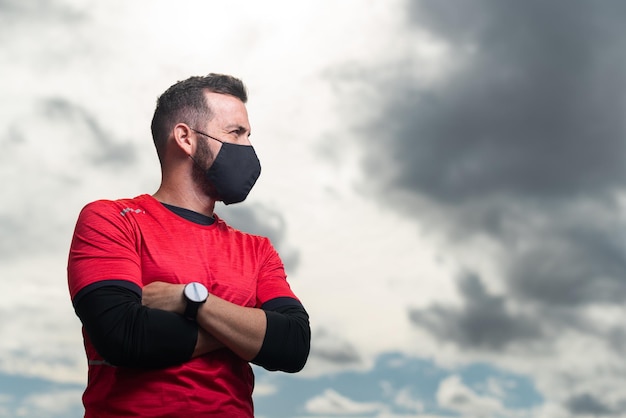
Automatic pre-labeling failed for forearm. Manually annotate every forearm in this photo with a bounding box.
[196,295,266,361]
[193,328,226,357]
[195,297,310,371]
[143,282,266,360]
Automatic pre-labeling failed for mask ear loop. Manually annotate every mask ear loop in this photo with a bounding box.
[190,128,225,144]
[189,128,223,168]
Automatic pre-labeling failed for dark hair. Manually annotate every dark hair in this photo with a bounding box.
[150,73,248,162]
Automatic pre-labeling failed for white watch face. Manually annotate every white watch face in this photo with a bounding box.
[185,282,208,303]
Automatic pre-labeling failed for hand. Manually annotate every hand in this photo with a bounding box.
[142,281,186,315]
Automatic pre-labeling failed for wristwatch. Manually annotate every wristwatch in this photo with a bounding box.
[183,282,209,320]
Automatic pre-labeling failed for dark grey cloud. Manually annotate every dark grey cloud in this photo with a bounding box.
[507,216,626,307]
[333,0,626,336]
[308,328,361,365]
[607,326,626,353]
[218,204,300,273]
[330,0,626,409]
[566,393,614,416]
[36,98,137,168]
[409,273,543,350]
[374,0,626,205]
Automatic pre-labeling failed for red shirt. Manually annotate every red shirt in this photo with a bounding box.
[68,194,298,417]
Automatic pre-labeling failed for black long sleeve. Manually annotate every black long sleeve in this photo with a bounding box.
[73,281,198,369]
[253,297,311,373]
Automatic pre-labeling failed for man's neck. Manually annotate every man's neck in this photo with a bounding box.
[153,186,216,218]
[160,202,215,226]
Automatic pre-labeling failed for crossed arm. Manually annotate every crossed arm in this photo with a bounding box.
[73,280,310,372]
[141,281,267,360]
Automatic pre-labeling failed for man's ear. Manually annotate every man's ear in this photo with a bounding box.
[172,123,194,156]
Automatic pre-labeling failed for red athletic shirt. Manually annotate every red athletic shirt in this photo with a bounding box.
[67,194,298,417]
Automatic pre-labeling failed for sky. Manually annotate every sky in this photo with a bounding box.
[1,0,626,417]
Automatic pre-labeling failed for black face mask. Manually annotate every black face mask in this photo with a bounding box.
[192,128,261,205]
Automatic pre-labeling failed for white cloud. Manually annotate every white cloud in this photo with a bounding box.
[484,377,517,399]
[0,255,86,384]
[436,375,504,417]
[253,382,279,398]
[14,389,83,418]
[305,389,387,415]
[0,394,12,417]
[392,387,425,413]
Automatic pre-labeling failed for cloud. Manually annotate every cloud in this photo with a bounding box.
[0,95,142,389]
[0,0,85,22]
[254,352,543,418]
[17,389,84,418]
[308,328,362,365]
[27,98,137,168]
[409,273,543,350]
[327,0,626,413]
[326,0,626,316]
[339,0,626,234]
[436,375,504,417]
[0,97,138,260]
[305,388,387,415]
[506,210,626,307]
[367,0,626,205]
[395,393,424,414]
[0,372,84,418]
[565,392,614,416]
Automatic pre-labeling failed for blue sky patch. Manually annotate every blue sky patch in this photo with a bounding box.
[253,351,543,417]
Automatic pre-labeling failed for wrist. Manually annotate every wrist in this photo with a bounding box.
[183,282,209,321]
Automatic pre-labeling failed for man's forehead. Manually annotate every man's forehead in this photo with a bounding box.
[203,92,250,131]
[206,92,244,111]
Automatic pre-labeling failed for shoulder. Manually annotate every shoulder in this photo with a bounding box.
[80,195,151,218]
[75,195,155,232]
[214,214,270,241]
[213,214,276,254]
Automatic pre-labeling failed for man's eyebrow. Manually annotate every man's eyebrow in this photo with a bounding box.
[226,124,251,135]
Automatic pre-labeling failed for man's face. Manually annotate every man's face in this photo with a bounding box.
[191,91,252,199]
[202,91,252,145]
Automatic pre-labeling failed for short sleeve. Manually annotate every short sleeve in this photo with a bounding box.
[255,238,299,307]
[67,200,142,300]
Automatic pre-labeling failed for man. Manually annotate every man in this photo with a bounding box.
[67,74,311,417]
